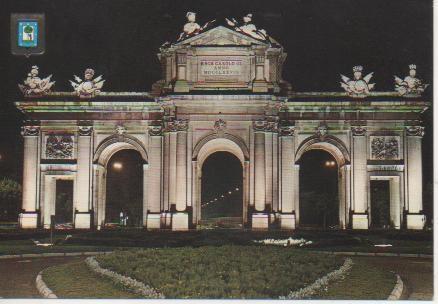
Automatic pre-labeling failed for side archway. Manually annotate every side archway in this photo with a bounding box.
[295,135,350,165]
[295,135,351,229]
[92,134,148,228]
[192,133,250,227]
[94,134,148,166]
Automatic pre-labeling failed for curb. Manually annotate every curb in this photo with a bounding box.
[314,251,433,259]
[0,251,113,259]
[35,270,57,298]
[388,274,404,300]
[281,257,354,299]
[85,256,164,298]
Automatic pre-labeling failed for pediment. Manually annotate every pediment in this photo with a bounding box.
[174,26,270,47]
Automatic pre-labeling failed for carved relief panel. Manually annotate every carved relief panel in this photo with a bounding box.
[44,134,75,159]
[369,136,401,160]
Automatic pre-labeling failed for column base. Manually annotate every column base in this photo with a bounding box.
[146,213,161,229]
[352,214,369,229]
[172,212,189,231]
[406,214,426,230]
[252,80,269,93]
[160,212,172,229]
[74,213,91,229]
[19,212,38,229]
[173,80,190,93]
[279,213,296,230]
[252,213,269,230]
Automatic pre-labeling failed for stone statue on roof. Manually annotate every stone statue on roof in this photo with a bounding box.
[226,13,268,41]
[177,12,215,42]
[70,68,105,98]
[18,66,55,96]
[340,65,375,98]
[394,64,429,97]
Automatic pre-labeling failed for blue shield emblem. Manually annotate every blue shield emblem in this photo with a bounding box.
[18,21,38,47]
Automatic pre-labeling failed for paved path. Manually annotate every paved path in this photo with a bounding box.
[0,256,82,298]
[356,256,433,300]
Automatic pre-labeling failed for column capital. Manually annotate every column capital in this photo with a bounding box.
[253,120,278,133]
[78,125,93,136]
[351,126,367,136]
[406,126,425,137]
[279,126,295,136]
[21,125,40,136]
[148,125,164,136]
[165,119,188,132]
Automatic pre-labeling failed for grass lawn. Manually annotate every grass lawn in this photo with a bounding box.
[43,261,139,298]
[96,246,343,298]
[315,258,396,300]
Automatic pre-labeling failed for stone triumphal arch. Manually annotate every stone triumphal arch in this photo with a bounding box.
[16,15,429,230]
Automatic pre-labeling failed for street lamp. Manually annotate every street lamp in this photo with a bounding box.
[325,160,336,167]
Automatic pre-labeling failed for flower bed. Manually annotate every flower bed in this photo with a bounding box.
[253,237,312,247]
[96,245,343,298]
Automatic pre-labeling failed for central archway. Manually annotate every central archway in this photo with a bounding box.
[192,135,249,228]
[200,152,243,228]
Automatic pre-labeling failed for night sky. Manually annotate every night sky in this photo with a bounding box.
[0,0,433,216]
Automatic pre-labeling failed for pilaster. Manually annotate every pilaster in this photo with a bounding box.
[405,126,426,229]
[19,125,40,228]
[351,126,369,229]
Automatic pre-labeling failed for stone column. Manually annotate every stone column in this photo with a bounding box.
[252,121,268,229]
[168,131,177,209]
[272,132,279,212]
[173,120,189,230]
[351,126,369,229]
[162,132,170,211]
[405,126,426,229]
[19,125,40,228]
[264,131,273,210]
[191,161,198,225]
[74,126,93,229]
[389,176,401,229]
[93,164,106,230]
[243,161,250,225]
[42,175,56,229]
[278,125,296,229]
[146,125,163,229]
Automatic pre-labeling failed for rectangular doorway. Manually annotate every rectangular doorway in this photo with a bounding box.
[370,180,390,228]
[55,180,73,224]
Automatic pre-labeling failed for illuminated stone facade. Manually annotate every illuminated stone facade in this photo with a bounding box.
[16,24,429,230]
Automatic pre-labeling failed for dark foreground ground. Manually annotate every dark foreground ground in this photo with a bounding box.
[0,228,433,255]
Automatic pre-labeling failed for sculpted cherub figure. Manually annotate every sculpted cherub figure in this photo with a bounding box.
[70,68,105,98]
[226,13,268,40]
[394,64,429,96]
[340,66,375,98]
[177,12,215,41]
[18,66,55,96]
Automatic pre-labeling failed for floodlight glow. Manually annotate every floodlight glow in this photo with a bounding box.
[113,162,123,170]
